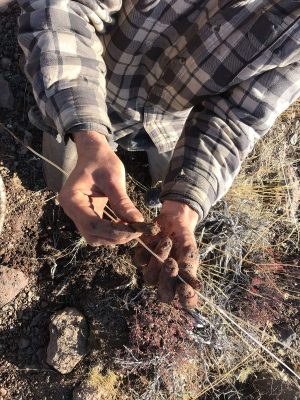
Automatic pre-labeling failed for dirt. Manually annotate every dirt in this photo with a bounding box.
[0,3,299,400]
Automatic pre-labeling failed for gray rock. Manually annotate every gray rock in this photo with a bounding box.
[47,307,88,374]
[0,77,13,109]
[0,267,29,308]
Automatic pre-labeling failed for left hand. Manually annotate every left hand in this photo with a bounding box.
[134,200,200,308]
[58,131,144,246]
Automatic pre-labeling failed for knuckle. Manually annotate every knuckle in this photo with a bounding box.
[105,174,122,190]
[181,243,199,262]
[118,195,134,209]
[164,258,178,274]
[158,237,172,250]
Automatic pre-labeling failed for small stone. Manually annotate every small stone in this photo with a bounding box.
[31,335,40,346]
[41,301,48,309]
[0,57,11,70]
[0,267,29,308]
[46,307,88,374]
[274,322,296,347]
[25,346,34,356]
[290,132,298,146]
[30,313,42,327]
[0,387,7,397]
[11,74,23,85]
[23,327,29,336]
[18,337,30,350]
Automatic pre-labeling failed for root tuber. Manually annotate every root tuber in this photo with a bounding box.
[128,221,160,235]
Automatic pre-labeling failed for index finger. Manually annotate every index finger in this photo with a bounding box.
[61,192,142,244]
[177,240,201,290]
[175,237,200,309]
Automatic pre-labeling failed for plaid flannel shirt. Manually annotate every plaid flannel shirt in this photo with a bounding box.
[17,0,300,220]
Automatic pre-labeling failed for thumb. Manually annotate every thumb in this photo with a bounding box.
[108,185,144,223]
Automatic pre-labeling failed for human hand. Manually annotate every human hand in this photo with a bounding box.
[134,200,200,308]
[58,131,144,246]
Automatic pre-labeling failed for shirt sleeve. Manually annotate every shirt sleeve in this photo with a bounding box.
[160,62,300,220]
[17,0,122,138]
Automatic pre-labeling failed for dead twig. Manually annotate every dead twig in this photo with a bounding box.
[0,174,6,235]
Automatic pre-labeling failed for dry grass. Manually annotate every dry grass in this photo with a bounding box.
[115,102,300,399]
[88,367,119,399]
[1,99,299,399]
[186,102,300,397]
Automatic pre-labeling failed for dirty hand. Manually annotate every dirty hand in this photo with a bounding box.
[134,200,200,308]
[58,131,144,246]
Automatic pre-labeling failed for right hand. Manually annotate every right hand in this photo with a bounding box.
[134,201,200,308]
[58,131,144,246]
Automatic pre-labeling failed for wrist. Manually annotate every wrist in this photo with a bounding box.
[73,131,111,159]
[161,200,199,231]
[74,130,108,148]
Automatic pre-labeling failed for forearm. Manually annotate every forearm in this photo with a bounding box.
[161,109,247,220]
[17,0,120,138]
[161,63,300,220]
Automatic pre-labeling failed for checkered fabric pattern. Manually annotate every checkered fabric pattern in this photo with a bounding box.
[17,0,300,219]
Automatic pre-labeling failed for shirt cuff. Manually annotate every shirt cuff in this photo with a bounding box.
[45,87,112,139]
[160,173,217,223]
[66,123,109,140]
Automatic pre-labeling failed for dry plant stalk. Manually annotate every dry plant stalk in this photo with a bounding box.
[0,174,6,234]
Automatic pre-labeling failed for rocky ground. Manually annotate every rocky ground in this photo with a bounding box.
[0,3,300,400]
